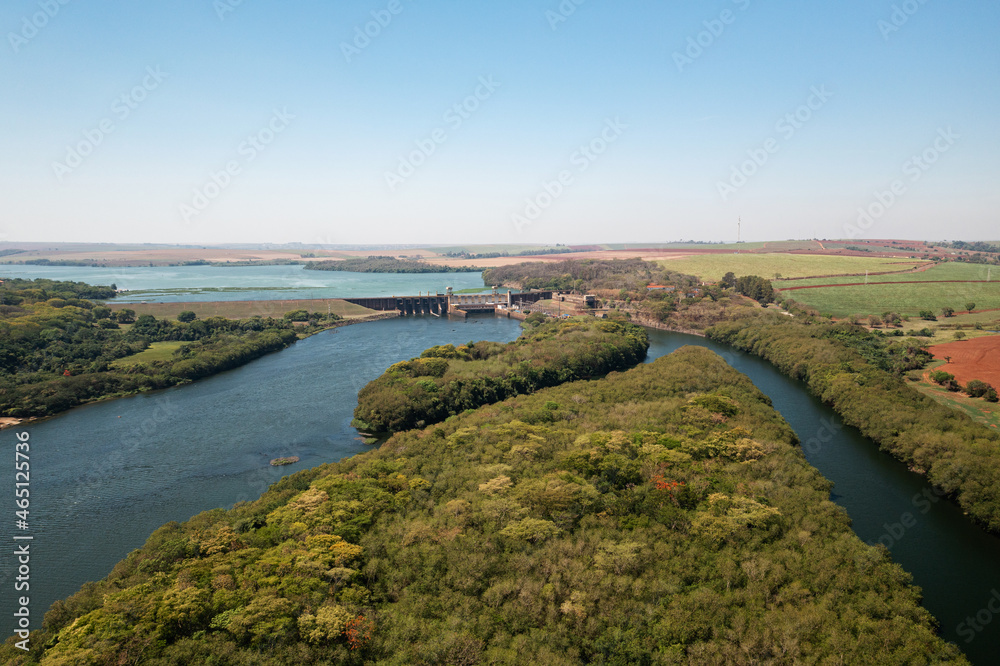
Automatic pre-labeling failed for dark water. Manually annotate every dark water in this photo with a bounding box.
[2,322,998,663]
[645,331,1000,665]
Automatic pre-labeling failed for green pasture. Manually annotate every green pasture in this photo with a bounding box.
[906,373,1000,429]
[782,281,1000,317]
[110,341,186,368]
[785,262,995,287]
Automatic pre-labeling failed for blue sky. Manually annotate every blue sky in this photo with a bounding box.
[1,0,997,245]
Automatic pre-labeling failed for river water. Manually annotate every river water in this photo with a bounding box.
[1,316,998,663]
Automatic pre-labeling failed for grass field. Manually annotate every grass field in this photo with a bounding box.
[785,262,995,286]
[110,341,186,368]
[109,299,375,320]
[659,254,926,281]
[783,281,1000,317]
[907,361,1000,429]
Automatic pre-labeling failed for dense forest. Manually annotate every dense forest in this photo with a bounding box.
[353,317,649,433]
[0,279,339,418]
[707,312,1000,532]
[305,257,481,273]
[482,258,696,293]
[1,347,966,664]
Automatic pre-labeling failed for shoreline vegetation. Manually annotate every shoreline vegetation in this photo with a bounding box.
[304,256,482,273]
[707,312,1000,533]
[0,278,399,421]
[353,316,649,434]
[1,347,967,663]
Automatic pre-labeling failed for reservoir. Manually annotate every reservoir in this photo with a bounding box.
[2,318,998,663]
[0,264,491,302]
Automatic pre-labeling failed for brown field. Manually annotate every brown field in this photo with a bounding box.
[928,335,1000,389]
[424,249,723,269]
[109,299,375,320]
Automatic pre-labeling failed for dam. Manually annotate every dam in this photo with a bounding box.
[343,287,553,317]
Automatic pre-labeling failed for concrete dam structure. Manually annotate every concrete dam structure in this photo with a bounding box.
[343,288,553,317]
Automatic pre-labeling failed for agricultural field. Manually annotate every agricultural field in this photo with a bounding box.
[109,299,375,320]
[658,253,925,281]
[927,336,1000,389]
[782,281,1000,317]
[784,261,994,286]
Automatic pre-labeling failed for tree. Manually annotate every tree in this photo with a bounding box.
[941,307,955,317]
[283,310,310,322]
[177,311,197,323]
[882,312,901,327]
[966,380,991,398]
[930,370,954,385]
[966,302,976,313]
[115,308,136,323]
[721,272,737,289]
[523,312,546,327]
[733,276,774,305]
[919,310,937,321]
[92,306,112,320]
[868,315,882,328]
[954,331,966,341]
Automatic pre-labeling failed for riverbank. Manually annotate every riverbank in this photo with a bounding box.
[708,313,1000,535]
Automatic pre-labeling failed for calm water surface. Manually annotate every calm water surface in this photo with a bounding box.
[0,264,489,302]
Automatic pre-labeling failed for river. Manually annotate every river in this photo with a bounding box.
[2,319,998,663]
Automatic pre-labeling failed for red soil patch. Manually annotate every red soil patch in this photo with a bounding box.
[928,335,1000,389]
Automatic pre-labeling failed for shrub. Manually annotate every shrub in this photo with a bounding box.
[283,310,310,322]
[966,380,991,398]
[929,370,954,385]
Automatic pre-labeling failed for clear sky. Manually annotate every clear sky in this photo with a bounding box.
[1,0,997,245]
